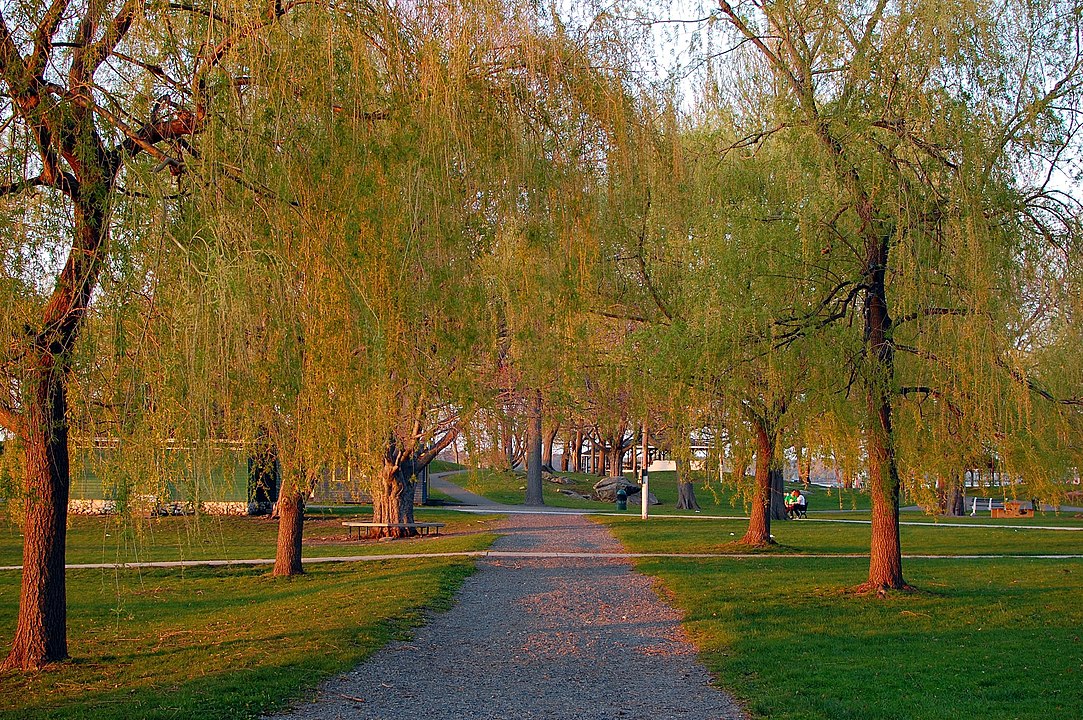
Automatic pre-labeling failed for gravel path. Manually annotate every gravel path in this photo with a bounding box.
[267,512,745,720]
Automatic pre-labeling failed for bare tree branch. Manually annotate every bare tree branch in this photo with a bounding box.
[28,0,71,77]
[898,385,963,417]
[997,357,1083,407]
[894,307,970,326]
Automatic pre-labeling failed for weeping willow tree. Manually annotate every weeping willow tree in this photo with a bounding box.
[619,121,838,544]
[0,0,301,669]
[706,0,1083,591]
[172,1,661,552]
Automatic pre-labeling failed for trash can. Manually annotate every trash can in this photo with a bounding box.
[616,488,628,511]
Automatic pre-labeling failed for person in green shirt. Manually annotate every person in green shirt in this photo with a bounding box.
[784,490,797,519]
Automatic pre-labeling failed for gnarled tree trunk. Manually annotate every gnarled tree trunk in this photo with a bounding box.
[674,456,700,511]
[371,460,419,538]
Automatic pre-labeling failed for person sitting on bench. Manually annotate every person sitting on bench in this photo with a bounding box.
[793,489,807,519]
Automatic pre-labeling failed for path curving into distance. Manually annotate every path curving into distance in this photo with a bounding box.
[265,511,746,720]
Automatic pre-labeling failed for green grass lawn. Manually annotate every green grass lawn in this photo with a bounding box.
[460,468,611,508]
[601,514,1083,556]
[0,508,501,567]
[0,558,479,719]
[0,504,503,718]
[427,459,466,473]
[632,554,1083,720]
[599,509,1082,720]
[456,467,874,514]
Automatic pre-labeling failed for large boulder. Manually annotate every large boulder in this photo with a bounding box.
[592,476,662,505]
[592,476,639,502]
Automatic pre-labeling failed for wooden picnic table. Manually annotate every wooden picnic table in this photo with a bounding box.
[342,521,445,539]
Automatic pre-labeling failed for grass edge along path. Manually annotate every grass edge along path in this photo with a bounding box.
[0,555,487,720]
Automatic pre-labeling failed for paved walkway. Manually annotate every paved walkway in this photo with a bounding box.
[266,512,746,720]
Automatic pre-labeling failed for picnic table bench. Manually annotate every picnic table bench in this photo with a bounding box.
[970,497,1035,518]
[342,521,445,539]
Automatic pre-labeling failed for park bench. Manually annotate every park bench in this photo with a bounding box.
[970,497,1004,516]
[341,521,445,539]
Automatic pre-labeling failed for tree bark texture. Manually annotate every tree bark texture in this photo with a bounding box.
[524,390,544,506]
[273,487,306,576]
[863,253,908,590]
[741,425,775,545]
[3,370,70,669]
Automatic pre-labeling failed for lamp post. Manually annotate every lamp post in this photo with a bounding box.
[640,421,649,520]
[640,467,649,520]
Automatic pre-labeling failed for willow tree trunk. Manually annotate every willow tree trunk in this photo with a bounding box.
[561,440,571,472]
[606,443,625,478]
[572,429,582,472]
[863,249,907,591]
[674,457,701,511]
[371,462,419,538]
[6,184,113,669]
[273,487,306,576]
[524,390,544,506]
[798,443,811,487]
[541,424,559,472]
[4,370,71,670]
[948,480,965,517]
[502,423,515,470]
[741,426,775,546]
[768,468,786,521]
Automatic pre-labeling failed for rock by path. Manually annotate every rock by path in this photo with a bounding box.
[267,512,745,720]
